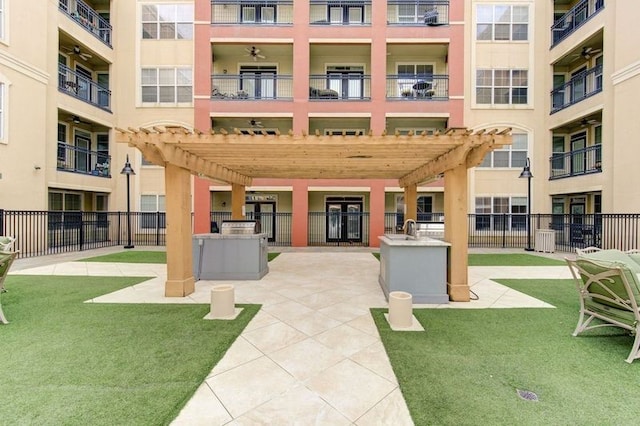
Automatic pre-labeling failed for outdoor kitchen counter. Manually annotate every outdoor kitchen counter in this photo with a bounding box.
[192,233,269,280]
[378,234,450,304]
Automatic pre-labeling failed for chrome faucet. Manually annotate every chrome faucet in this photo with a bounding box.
[403,219,416,235]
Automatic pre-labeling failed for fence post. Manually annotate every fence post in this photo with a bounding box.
[117,212,122,245]
[79,213,84,251]
[156,211,160,246]
[0,209,4,235]
[502,213,507,248]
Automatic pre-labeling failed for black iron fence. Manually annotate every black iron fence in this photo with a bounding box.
[551,0,604,46]
[211,0,294,25]
[59,0,112,46]
[3,209,640,258]
[386,0,449,26]
[211,74,293,100]
[58,64,111,111]
[387,74,449,100]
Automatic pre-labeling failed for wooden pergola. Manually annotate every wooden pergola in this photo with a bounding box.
[116,126,511,301]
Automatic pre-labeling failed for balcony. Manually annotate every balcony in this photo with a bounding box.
[57,142,111,178]
[551,65,602,113]
[549,145,601,180]
[211,75,292,100]
[387,74,449,100]
[387,1,449,26]
[210,0,293,25]
[58,64,111,111]
[309,75,371,101]
[59,0,112,47]
[551,0,604,47]
[310,0,371,25]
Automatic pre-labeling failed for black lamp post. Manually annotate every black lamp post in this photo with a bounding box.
[120,154,135,249]
[519,157,534,251]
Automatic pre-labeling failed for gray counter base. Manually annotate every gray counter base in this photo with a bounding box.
[193,233,269,281]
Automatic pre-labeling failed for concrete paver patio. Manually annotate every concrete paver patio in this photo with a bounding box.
[9,248,573,425]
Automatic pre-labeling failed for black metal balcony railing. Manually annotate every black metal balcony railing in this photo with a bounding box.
[386,74,449,100]
[551,0,604,46]
[57,142,111,178]
[387,0,449,26]
[549,145,602,180]
[211,75,293,100]
[58,64,111,111]
[211,0,293,25]
[550,65,602,113]
[310,1,372,25]
[59,0,112,47]
[309,75,371,100]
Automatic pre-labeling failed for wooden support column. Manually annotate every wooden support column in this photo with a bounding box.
[444,164,469,302]
[164,164,195,297]
[404,184,417,222]
[231,183,246,219]
[369,181,385,247]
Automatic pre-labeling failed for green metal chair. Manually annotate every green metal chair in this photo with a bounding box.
[0,251,18,324]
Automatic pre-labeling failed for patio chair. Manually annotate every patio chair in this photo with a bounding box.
[0,251,18,324]
[566,257,640,363]
[0,236,15,252]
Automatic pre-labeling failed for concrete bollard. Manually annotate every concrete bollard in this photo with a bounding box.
[389,291,413,328]
[210,284,235,319]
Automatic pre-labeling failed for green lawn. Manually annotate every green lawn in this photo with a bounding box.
[373,278,640,425]
[81,250,281,263]
[0,275,258,425]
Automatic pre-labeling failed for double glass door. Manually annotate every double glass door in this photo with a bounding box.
[326,198,362,243]
[246,201,275,242]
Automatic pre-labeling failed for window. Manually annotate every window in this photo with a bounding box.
[397,4,418,23]
[48,191,82,230]
[241,5,276,23]
[479,133,528,168]
[328,3,364,24]
[140,194,166,229]
[477,4,528,41]
[476,69,528,105]
[142,4,193,39]
[141,68,192,104]
[474,196,527,231]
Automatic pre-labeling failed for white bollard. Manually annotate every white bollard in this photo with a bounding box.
[210,285,235,319]
[389,291,413,328]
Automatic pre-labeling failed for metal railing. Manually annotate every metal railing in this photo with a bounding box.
[551,0,604,46]
[550,65,602,113]
[387,74,449,100]
[58,0,112,47]
[58,64,111,111]
[308,211,370,246]
[211,75,293,100]
[4,209,640,258]
[386,0,449,26]
[549,145,602,179]
[309,0,372,25]
[309,75,371,100]
[211,0,293,25]
[57,142,111,178]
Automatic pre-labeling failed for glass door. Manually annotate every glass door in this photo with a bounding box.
[74,132,91,173]
[246,201,276,242]
[326,198,363,243]
[571,66,587,103]
[571,132,586,174]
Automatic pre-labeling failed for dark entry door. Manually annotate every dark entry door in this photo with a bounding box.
[326,198,362,243]
[246,201,275,242]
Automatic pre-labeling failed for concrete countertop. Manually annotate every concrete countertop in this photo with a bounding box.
[379,234,451,247]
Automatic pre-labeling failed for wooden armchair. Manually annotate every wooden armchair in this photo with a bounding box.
[0,251,18,324]
[566,257,640,363]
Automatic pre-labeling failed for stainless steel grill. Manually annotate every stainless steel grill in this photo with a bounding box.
[220,220,261,235]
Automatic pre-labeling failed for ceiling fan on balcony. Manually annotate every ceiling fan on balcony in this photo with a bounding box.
[247,119,264,128]
[580,46,602,59]
[67,115,91,125]
[244,46,265,61]
[63,45,93,61]
[580,118,599,127]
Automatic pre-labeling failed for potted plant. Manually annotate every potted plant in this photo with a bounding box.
[401,89,413,98]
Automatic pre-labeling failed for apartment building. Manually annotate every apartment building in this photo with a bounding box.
[2,0,639,251]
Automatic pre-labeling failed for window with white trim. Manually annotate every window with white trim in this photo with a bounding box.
[141,68,192,104]
[142,4,193,39]
[140,194,166,229]
[476,69,528,105]
[474,196,527,231]
[477,4,528,41]
[479,133,528,168]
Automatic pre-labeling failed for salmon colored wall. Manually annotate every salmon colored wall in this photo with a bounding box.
[292,180,309,246]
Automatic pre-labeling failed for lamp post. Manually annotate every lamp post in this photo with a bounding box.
[120,154,135,249]
[519,157,534,251]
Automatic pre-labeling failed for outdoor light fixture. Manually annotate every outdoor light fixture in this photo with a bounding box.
[120,154,136,249]
[519,157,534,251]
